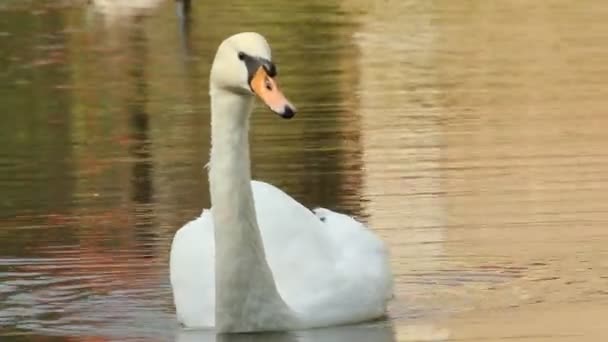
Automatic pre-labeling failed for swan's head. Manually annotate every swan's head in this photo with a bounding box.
[210,32,296,119]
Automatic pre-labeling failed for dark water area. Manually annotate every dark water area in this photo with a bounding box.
[1,1,608,341]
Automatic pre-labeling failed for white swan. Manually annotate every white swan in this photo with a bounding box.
[169,32,393,333]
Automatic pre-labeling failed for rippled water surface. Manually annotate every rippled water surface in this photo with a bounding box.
[1,1,608,341]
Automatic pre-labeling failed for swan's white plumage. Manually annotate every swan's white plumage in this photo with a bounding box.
[170,181,392,329]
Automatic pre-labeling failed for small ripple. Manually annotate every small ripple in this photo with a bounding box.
[0,252,171,339]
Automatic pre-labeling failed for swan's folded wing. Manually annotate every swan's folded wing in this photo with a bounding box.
[311,207,394,310]
[251,181,393,326]
[170,210,216,328]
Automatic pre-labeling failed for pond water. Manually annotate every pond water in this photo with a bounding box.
[1,1,607,341]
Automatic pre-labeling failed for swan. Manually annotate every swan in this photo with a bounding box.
[169,32,393,333]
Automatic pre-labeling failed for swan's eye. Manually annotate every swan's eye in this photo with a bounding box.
[238,52,245,60]
[264,77,273,91]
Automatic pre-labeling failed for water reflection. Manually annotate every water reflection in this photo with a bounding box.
[176,321,450,342]
[178,322,396,342]
[126,18,158,254]
[175,0,192,56]
[341,0,448,319]
[88,0,165,25]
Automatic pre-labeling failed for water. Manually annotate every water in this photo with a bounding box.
[1,1,607,341]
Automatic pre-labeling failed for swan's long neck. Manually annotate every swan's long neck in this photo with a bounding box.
[209,89,294,332]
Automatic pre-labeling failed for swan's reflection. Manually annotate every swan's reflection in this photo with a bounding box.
[176,321,395,342]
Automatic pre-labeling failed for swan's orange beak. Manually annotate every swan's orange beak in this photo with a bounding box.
[250,66,296,119]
